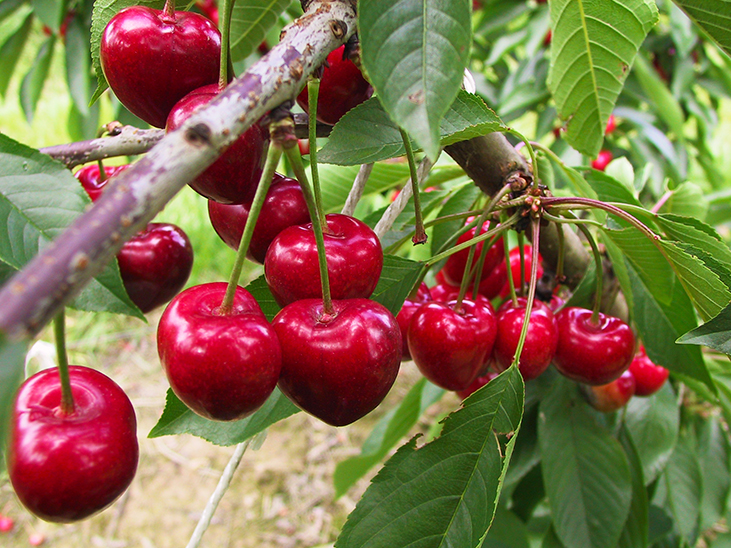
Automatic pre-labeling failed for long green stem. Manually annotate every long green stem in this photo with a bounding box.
[502,223,518,307]
[307,78,324,220]
[219,142,281,314]
[217,0,235,88]
[54,309,74,415]
[284,146,333,314]
[510,218,542,368]
[517,232,526,297]
[575,222,604,323]
[400,128,427,244]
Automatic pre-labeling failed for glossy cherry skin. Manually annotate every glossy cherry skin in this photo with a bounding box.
[441,220,504,287]
[272,298,401,426]
[7,366,138,523]
[605,114,617,135]
[408,297,497,391]
[296,45,372,125]
[207,173,310,263]
[167,84,268,204]
[396,282,432,360]
[74,164,130,202]
[264,213,383,307]
[592,150,613,171]
[492,298,558,380]
[117,223,194,313]
[498,245,544,298]
[583,370,636,413]
[553,307,635,385]
[456,371,498,400]
[629,353,669,396]
[100,6,221,128]
[157,282,282,421]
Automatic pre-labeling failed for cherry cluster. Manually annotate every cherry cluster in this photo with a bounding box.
[397,227,669,412]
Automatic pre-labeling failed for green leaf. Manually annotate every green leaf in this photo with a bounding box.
[656,214,731,267]
[624,384,679,484]
[244,275,281,321]
[677,303,731,355]
[90,0,165,104]
[319,162,410,213]
[430,183,481,256]
[483,508,531,548]
[661,429,702,543]
[319,92,507,166]
[602,227,675,305]
[148,387,300,445]
[657,183,709,221]
[624,260,712,389]
[19,36,56,123]
[335,366,524,548]
[0,134,143,319]
[673,0,731,58]
[358,0,472,160]
[31,0,65,32]
[697,417,730,531]
[229,0,290,62]
[632,54,686,140]
[584,171,643,208]
[333,378,445,497]
[0,0,25,21]
[0,9,32,98]
[548,0,658,157]
[64,14,92,116]
[659,240,731,321]
[0,334,28,473]
[618,427,649,548]
[370,255,425,316]
[538,378,632,548]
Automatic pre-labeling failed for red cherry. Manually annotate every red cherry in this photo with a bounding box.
[605,114,617,135]
[629,354,669,396]
[492,298,558,380]
[583,370,636,413]
[0,515,14,532]
[7,366,138,523]
[264,213,383,307]
[298,139,310,156]
[195,0,219,25]
[592,150,613,171]
[166,84,268,204]
[408,297,497,391]
[441,220,505,287]
[498,245,544,298]
[456,371,498,400]
[553,307,635,385]
[395,282,432,360]
[207,173,310,264]
[117,223,194,313]
[74,164,130,202]
[157,282,282,421]
[296,45,372,125]
[543,30,552,46]
[272,298,401,426]
[100,6,222,128]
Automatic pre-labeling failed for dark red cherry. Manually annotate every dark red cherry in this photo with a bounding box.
[395,282,432,360]
[498,245,544,298]
[100,6,222,128]
[207,173,310,263]
[456,371,498,400]
[74,164,130,202]
[553,307,635,385]
[166,84,268,204]
[582,370,636,412]
[441,220,504,287]
[296,45,372,125]
[272,298,401,426]
[629,353,669,396]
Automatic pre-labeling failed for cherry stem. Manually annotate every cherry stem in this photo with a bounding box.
[162,0,175,19]
[575,221,604,324]
[425,211,521,267]
[97,160,107,182]
[283,145,333,314]
[219,142,281,314]
[53,309,74,415]
[509,217,541,368]
[455,205,494,309]
[502,222,518,307]
[400,128,427,245]
[555,216,565,283]
[218,0,234,88]
[307,78,324,221]
[517,232,526,297]
[508,129,538,190]
[651,189,673,214]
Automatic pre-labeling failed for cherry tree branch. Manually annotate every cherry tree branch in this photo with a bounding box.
[0,0,357,339]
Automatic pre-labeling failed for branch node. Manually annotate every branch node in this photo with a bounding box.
[329,19,347,39]
[185,123,213,146]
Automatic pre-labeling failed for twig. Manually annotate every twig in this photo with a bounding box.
[341,163,374,216]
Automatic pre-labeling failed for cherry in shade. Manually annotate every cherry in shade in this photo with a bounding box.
[7,366,138,523]
[100,5,222,128]
[272,298,401,426]
[629,351,669,396]
[166,84,268,204]
[296,45,372,125]
[492,298,558,381]
[592,150,613,171]
[440,220,504,287]
[207,173,310,264]
[553,307,635,385]
[498,245,544,298]
[75,164,130,202]
[582,370,636,413]
[117,223,194,313]
[264,213,383,307]
[456,371,498,400]
[408,297,497,391]
[395,282,432,360]
[157,283,282,421]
